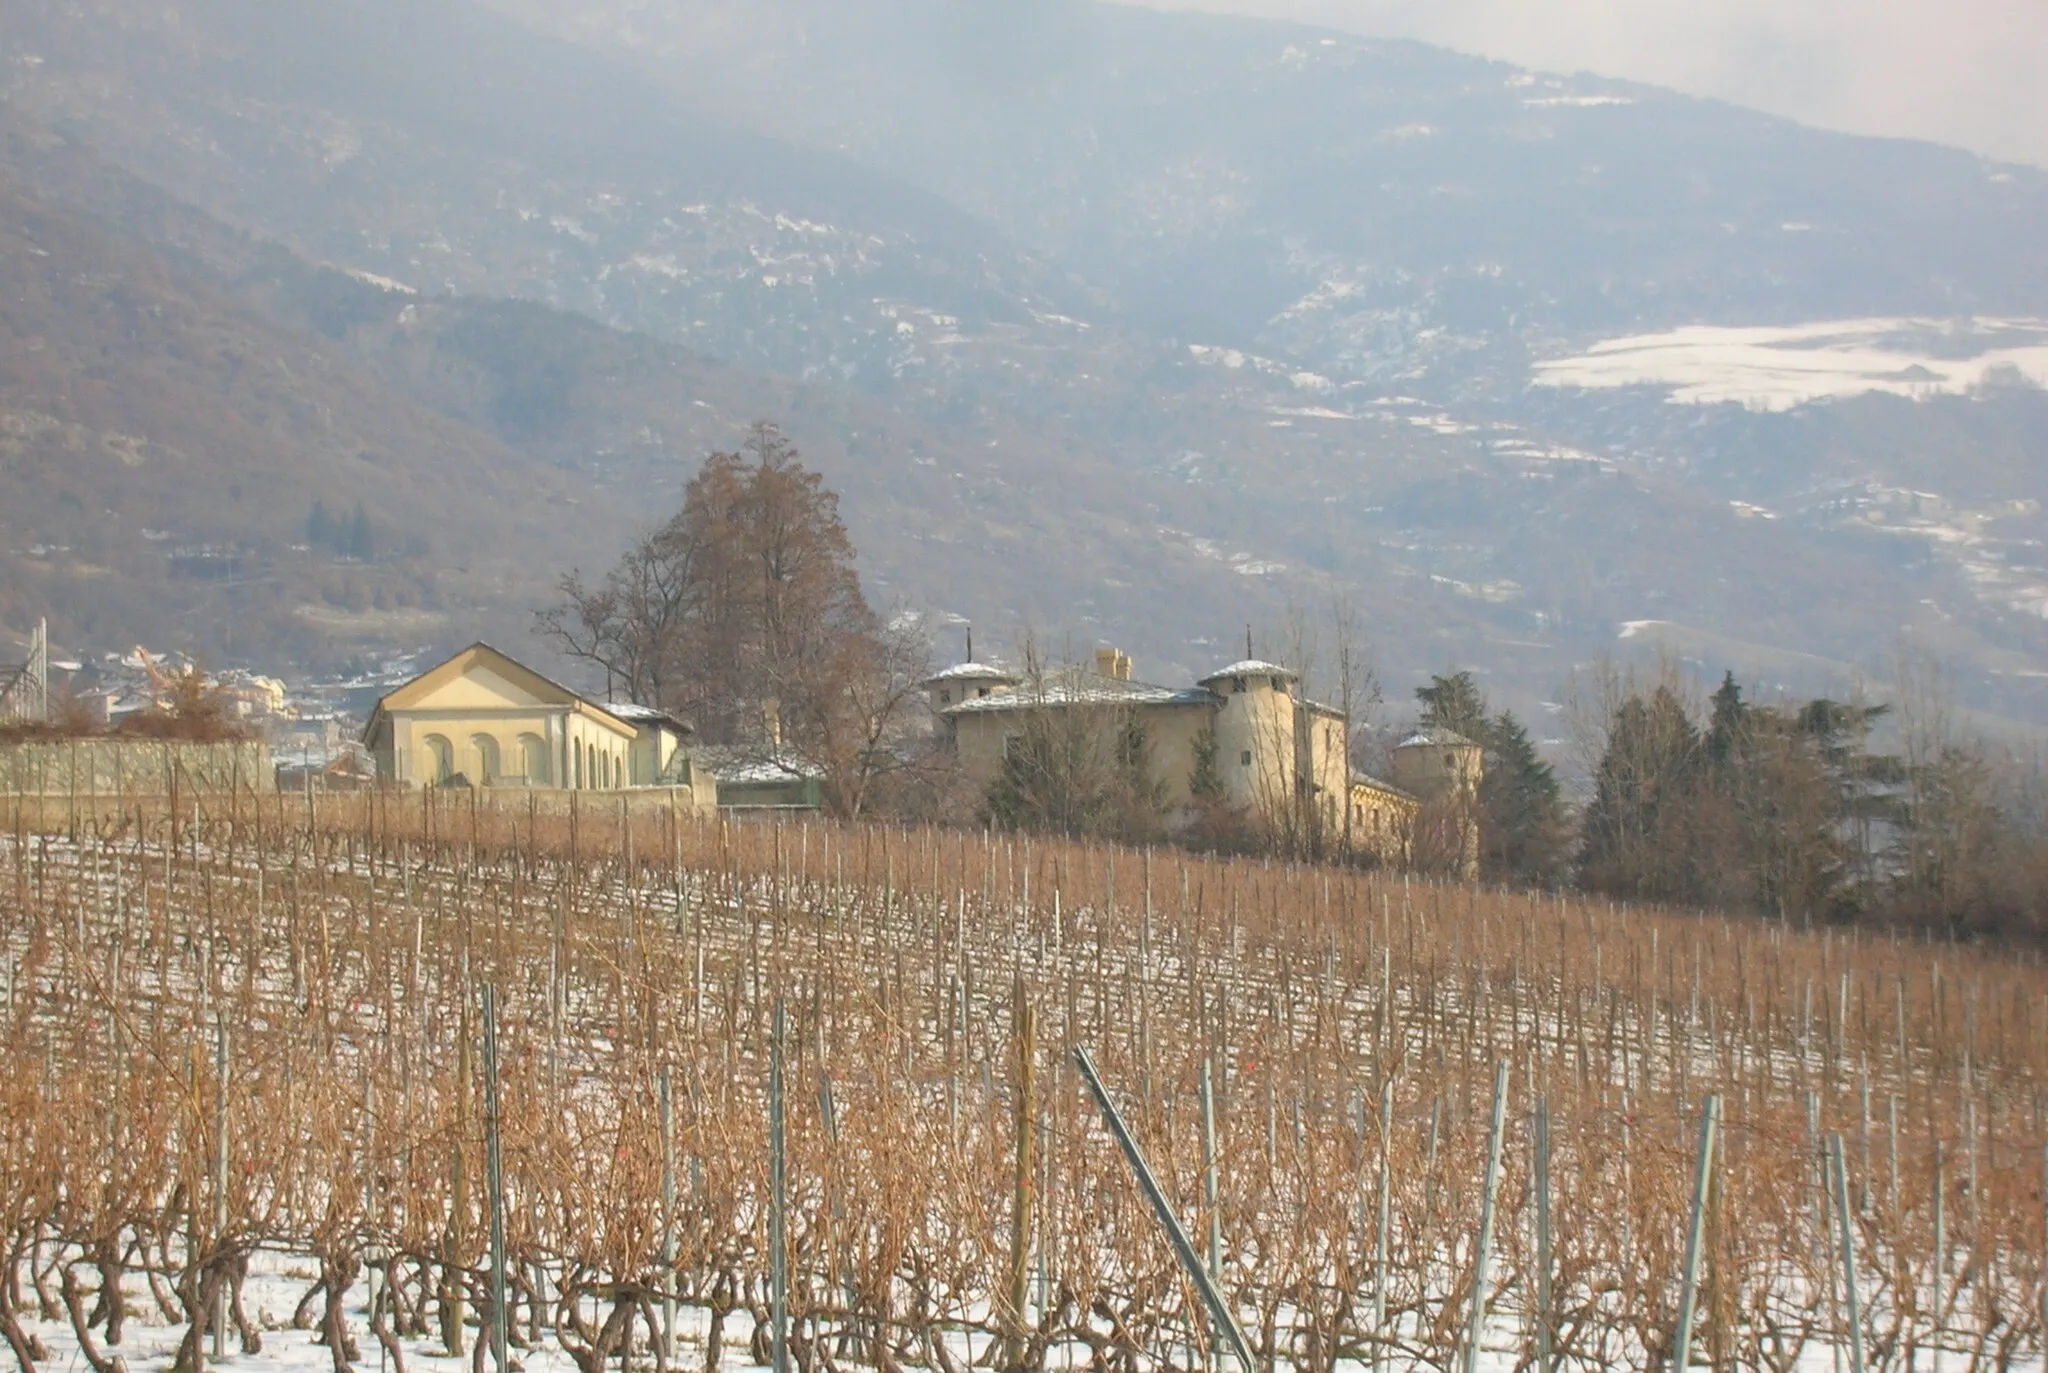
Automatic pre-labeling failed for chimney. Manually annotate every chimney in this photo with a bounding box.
[1093,647,1133,681]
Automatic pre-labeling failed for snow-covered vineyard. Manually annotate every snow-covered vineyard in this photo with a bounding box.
[1,792,2044,1373]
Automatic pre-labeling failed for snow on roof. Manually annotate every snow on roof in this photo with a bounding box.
[926,661,1021,683]
[691,746,823,783]
[605,701,690,730]
[1398,727,1481,749]
[944,670,1220,715]
[1197,659,1298,683]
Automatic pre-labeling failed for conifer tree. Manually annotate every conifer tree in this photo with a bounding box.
[307,498,335,551]
[1577,685,1702,901]
[1480,711,1572,887]
[348,502,375,561]
[1415,671,1486,740]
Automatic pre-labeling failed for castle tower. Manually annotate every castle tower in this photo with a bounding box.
[1392,727,1484,879]
[923,661,1021,715]
[1197,658,1300,817]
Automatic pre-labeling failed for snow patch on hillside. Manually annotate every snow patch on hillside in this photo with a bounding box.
[1535,317,2048,410]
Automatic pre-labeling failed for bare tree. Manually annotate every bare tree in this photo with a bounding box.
[538,422,912,815]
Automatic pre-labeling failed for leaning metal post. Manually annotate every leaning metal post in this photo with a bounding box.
[770,1002,790,1373]
[1463,1061,1510,1373]
[482,984,509,1373]
[1671,1094,1721,1373]
[1075,1048,1256,1373]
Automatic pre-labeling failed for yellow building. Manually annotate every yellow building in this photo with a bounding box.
[1389,726,1486,879]
[361,643,709,804]
[927,645,1477,867]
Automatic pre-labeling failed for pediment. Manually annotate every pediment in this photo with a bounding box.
[381,644,582,714]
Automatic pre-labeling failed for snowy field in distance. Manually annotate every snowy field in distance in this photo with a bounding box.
[1534,316,2048,409]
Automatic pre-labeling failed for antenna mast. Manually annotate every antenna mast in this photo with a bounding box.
[0,618,49,725]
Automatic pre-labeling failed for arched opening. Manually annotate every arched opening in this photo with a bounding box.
[519,733,549,786]
[471,734,501,786]
[422,733,453,786]
[574,742,585,790]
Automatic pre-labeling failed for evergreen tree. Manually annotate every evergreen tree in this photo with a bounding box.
[1577,685,1702,902]
[306,498,335,551]
[986,699,1164,843]
[1189,726,1224,802]
[1415,671,1486,740]
[347,502,375,560]
[1479,710,1573,887]
[1705,672,1743,758]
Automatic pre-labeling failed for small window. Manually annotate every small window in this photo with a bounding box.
[1240,750,1252,766]
[978,687,990,698]
[1272,676,1287,692]
[939,690,951,705]
[1445,752,1456,769]
[1231,677,1246,693]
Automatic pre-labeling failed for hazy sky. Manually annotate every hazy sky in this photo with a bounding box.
[1137,0,2048,168]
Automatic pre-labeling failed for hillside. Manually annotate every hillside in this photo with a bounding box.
[0,110,1326,675]
[0,137,631,663]
[5,0,2048,733]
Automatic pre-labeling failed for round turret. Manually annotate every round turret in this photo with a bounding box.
[924,661,1020,713]
[1390,726,1484,802]
[1200,660,1300,811]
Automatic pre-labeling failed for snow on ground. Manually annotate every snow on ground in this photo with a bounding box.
[1534,316,2048,409]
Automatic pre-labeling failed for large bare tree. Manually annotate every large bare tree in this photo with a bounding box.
[537,423,926,816]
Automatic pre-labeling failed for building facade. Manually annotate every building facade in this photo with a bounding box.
[926,646,1481,868]
[361,643,714,809]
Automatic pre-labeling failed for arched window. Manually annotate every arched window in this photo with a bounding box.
[519,733,549,786]
[471,734,500,785]
[422,733,453,785]
[574,742,585,790]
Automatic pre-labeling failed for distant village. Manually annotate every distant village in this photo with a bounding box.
[1,621,1483,875]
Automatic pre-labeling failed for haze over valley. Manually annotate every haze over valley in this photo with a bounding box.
[7,0,2048,739]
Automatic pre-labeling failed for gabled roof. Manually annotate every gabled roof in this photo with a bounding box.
[361,643,636,744]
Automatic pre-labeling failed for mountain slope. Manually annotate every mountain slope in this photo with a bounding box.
[479,0,2048,381]
[7,0,2048,734]
[0,110,1339,678]
[0,137,634,660]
